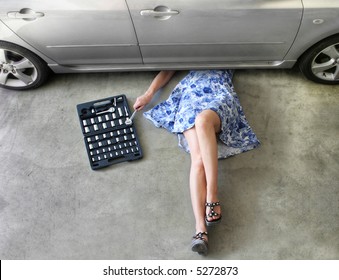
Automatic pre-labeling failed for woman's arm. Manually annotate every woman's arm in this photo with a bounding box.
[133,70,176,111]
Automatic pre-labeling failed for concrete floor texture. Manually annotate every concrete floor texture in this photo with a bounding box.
[0,69,338,260]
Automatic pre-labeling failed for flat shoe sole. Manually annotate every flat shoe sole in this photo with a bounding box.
[191,239,208,255]
[205,216,222,227]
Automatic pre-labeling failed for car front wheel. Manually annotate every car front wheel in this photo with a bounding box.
[0,41,50,90]
[299,35,339,85]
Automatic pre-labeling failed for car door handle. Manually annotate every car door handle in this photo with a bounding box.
[140,6,179,20]
[7,8,44,20]
[140,10,179,16]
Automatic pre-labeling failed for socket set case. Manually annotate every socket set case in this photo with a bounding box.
[76,95,142,170]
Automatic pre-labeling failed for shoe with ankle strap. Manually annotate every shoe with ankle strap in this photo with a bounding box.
[191,232,208,255]
[205,201,222,227]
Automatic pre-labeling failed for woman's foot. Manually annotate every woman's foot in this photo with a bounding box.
[205,201,222,227]
[191,232,208,255]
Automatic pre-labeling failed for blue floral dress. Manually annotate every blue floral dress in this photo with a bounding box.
[144,70,260,158]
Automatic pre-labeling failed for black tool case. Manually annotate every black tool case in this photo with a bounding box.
[76,95,142,170]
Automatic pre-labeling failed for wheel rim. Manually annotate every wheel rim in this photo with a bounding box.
[0,48,38,88]
[311,42,339,82]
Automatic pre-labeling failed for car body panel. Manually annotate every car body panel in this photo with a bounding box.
[285,0,339,60]
[0,0,142,65]
[127,0,303,63]
[0,0,338,75]
[0,20,58,65]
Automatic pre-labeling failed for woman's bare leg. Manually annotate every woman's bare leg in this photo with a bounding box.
[184,109,222,233]
[194,110,221,222]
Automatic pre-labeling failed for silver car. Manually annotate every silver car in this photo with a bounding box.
[0,0,339,90]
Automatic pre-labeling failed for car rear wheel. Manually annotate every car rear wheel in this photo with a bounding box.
[0,41,50,90]
[299,35,339,85]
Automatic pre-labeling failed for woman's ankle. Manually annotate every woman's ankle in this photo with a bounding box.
[196,222,207,234]
[206,185,219,203]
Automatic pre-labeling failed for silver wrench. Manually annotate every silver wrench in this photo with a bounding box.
[96,107,115,115]
[125,110,137,125]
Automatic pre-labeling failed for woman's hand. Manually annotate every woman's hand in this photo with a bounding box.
[133,90,153,111]
[133,70,176,111]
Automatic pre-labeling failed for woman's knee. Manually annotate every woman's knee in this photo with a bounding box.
[195,110,221,133]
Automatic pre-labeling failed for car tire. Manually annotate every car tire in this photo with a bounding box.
[0,41,50,90]
[299,35,339,85]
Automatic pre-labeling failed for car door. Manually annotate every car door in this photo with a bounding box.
[0,0,142,65]
[126,0,303,64]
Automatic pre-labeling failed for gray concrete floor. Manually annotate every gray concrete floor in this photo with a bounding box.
[0,69,338,260]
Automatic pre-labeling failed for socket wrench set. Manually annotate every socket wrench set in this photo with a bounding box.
[77,95,142,170]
